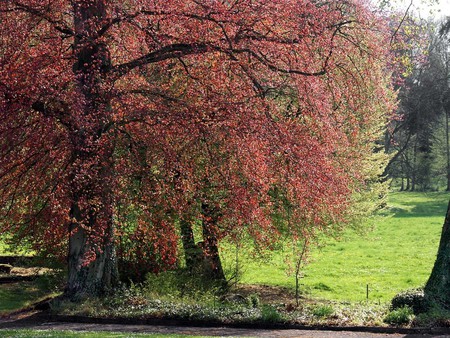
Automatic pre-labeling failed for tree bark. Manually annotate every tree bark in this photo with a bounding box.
[445,104,450,191]
[411,141,417,191]
[201,201,226,285]
[67,215,118,297]
[65,0,119,298]
[180,218,203,270]
[425,199,450,307]
[66,145,119,298]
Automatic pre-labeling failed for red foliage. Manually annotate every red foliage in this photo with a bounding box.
[0,0,396,291]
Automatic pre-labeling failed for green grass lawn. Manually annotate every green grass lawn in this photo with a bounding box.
[236,191,449,302]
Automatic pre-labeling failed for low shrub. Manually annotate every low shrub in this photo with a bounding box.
[143,271,181,299]
[384,306,414,326]
[261,304,283,323]
[143,269,223,303]
[311,304,334,318]
[249,293,260,308]
[391,288,430,314]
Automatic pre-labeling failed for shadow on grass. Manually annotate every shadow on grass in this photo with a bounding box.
[0,274,62,315]
[388,193,450,218]
[0,282,44,313]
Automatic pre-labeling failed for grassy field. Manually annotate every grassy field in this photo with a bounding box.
[236,191,449,302]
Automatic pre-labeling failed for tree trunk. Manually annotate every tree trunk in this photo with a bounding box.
[65,0,119,298]
[180,218,203,270]
[425,199,450,307]
[411,141,417,191]
[445,107,450,191]
[66,147,119,298]
[200,201,226,285]
[67,213,118,297]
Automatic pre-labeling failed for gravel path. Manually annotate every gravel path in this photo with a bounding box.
[1,311,450,337]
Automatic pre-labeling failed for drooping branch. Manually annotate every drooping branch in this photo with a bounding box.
[110,10,356,79]
[231,48,327,76]
[390,0,413,46]
[112,43,211,78]
[113,42,330,80]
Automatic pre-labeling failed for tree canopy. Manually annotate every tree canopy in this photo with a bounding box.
[0,0,396,297]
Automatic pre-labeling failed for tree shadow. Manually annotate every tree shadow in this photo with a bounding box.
[390,199,449,218]
[0,311,50,329]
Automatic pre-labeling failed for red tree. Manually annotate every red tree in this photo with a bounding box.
[0,0,395,297]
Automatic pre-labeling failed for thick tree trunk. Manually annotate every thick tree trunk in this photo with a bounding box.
[65,0,119,298]
[425,199,450,307]
[66,148,119,298]
[67,214,118,297]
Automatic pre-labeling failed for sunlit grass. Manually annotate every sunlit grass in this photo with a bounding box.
[235,191,449,302]
[0,237,34,256]
[0,240,9,255]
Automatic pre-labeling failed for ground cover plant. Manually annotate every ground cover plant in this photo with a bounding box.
[50,279,387,327]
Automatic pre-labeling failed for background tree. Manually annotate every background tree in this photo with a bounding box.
[424,17,450,310]
[385,19,450,191]
[0,0,396,298]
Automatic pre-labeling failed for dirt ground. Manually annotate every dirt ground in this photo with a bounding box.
[235,284,298,304]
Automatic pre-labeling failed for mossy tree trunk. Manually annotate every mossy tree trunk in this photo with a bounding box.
[425,199,450,307]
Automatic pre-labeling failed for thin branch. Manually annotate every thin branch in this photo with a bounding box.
[8,1,74,37]
[112,43,211,78]
[231,48,327,76]
[390,0,413,46]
